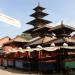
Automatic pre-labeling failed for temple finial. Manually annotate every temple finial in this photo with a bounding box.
[61,20,64,25]
[38,2,40,6]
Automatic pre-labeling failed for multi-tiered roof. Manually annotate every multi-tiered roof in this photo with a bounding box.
[43,21,75,46]
[23,3,53,40]
[2,4,75,73]
[49,21,75,38]
[27,3,52,27]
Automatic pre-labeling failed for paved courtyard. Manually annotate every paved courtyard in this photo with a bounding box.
[0,66,39,75]
[0,66,75,75]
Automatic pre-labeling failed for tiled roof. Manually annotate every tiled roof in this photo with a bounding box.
[14,36,29,42]
[0,36,11,46]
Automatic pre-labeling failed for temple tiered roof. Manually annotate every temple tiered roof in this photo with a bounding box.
[23,4,52,38]
[33,4,45,11]
[27,19,51,27]
[27,3,52,27]
[30,12,48,18]
[48,21,75,38]
[27,36,56,47]
[43,37,75,46]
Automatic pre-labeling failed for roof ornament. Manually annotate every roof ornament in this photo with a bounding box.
[37,45,42,48]
[52,33,56,36]
[26,46,31,49]
[61,20,64,27]
[19,47,22,50]
[63,43,68,46]
[61,20,63,24]
[51,43,55,47]
[38,2,40,6]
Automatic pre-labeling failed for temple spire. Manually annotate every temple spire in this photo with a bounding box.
[38,2,40,6]
[27,4,52,27]
[60,20,64,27]
[61,20,63,25]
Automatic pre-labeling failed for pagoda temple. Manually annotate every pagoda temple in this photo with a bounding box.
[2,4,75,74]
[23,3,52,38]
[23,3,55,48]
[22,4,75,73]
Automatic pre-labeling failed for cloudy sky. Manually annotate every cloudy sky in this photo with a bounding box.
[0,0,75,38]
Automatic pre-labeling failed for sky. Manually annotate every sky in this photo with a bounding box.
[0,0,75,38]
